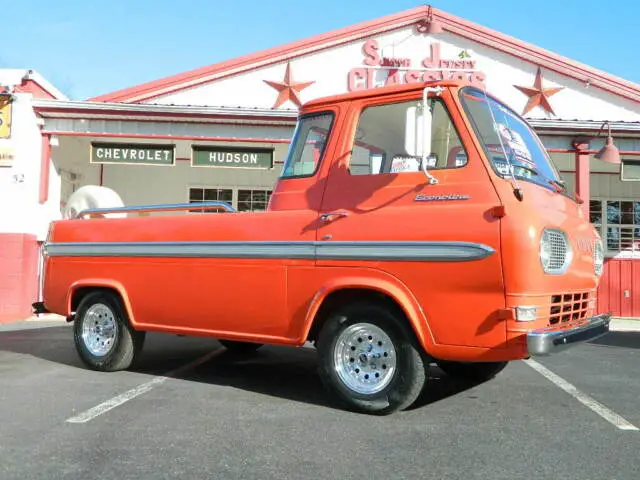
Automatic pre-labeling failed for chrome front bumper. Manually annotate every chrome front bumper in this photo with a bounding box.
[527,314,611,356]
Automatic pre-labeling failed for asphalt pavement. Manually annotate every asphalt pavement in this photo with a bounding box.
[0,320,639,480]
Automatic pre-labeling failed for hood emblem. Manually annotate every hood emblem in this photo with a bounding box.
[414,194,470,202]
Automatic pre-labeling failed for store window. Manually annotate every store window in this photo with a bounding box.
[188,187,233,213]
[621,160,640,181]
[237,189,273,212]
[348,98,467,175]
[590,199,640,257]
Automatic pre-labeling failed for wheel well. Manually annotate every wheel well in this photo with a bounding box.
[70,286,123,313]
[307,288,417,344]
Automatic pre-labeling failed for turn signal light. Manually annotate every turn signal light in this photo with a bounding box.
[515,306,537,322]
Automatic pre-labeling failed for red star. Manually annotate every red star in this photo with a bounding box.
[514,67,564,116]
[263,63,314,109]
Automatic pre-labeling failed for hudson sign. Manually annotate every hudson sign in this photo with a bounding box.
[347,39,487,92]
[192,147,273,168]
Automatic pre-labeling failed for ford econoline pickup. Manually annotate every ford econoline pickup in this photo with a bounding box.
[34,80,610,414]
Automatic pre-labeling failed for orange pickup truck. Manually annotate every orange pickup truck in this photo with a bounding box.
[35,80,609,414]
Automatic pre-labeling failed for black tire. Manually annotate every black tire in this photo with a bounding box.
[436,360,508,382]
[317,302,427,415]
[73,290,145,372]
[219,340,263,353]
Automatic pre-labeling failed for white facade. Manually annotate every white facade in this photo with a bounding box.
[0,70,66,240]
[148,28,640,124]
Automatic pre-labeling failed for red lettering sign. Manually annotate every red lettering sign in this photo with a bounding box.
[347,39,486,92]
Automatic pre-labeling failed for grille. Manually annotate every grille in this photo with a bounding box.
[593,239,604,276]
[545,229,569,271]
[549,291,592,325]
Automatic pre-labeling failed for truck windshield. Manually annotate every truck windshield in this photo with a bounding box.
[459,87,563,192]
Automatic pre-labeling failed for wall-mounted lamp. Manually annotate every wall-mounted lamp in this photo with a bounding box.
[594,120,621,165]
[416,5,444,35]
[0,92,16,104]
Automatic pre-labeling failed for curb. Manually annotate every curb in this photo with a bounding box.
[610,318,640,332]
[23,314,66,322]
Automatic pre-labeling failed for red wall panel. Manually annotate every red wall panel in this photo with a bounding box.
[597,259,640,318]
[0,234,39,323]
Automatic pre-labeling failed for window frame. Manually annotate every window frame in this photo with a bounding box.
[279,110,336,180]
[187,186,234,213]
[236,188,274,212]
[620,159,640,182]
[590,197,640,259]
[346,97,470,176]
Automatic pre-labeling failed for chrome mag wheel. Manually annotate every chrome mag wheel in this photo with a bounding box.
[81,303,118,357]
[333,322,397,395]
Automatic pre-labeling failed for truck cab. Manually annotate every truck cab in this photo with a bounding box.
[36,80,609,415]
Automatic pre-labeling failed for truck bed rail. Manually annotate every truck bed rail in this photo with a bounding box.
[77,201,236,218]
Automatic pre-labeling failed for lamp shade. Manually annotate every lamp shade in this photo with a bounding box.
[594,136,621,164]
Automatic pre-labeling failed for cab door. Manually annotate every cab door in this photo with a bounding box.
[315,89,506,348]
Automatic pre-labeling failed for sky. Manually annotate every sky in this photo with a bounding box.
[3,0,638,100]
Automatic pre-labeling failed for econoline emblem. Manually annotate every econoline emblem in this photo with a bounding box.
[414,194,470,202]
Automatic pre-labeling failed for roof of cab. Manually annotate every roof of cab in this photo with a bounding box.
[300,79,472,110]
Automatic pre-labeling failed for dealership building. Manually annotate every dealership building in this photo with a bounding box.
[1,5,640,322]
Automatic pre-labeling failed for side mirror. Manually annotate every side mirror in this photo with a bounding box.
[404,102,432,159]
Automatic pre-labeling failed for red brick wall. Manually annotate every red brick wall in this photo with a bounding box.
[0,234,39,323]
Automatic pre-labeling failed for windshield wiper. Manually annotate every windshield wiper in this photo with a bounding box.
[509,163,539,179]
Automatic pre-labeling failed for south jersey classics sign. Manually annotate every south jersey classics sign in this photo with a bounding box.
[347,39,487,91]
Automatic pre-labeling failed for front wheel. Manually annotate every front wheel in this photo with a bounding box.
[317,302,427,415]
[73,290,145,372]
[436,360,508,382]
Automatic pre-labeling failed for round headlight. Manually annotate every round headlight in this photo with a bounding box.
[540,234,553,271]
[594,237,604,277]
[540,228,571,274]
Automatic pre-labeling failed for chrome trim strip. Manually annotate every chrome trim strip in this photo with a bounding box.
[43,240,495,262]
[44,241,315,260]
[526,313,611,356]
[316,241,494,262]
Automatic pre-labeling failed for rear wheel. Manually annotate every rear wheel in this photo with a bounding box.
[218,340,263,353]
[436,360,508,382]
[73,290,145,372]
[317,302,427,415]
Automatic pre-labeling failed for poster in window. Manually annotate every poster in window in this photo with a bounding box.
[496,124,534,168]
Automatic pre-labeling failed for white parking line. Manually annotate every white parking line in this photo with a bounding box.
[523,358,639,432]
[66,349,224,424]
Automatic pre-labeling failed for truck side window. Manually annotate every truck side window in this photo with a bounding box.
[349,99,467,175]
[280,112,334,178]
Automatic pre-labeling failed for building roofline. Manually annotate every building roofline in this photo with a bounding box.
[0,69,68,100]
[32,99,298,122]
[24,70,69,100]
[87,5,640,105]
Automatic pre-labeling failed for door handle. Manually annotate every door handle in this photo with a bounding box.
[320,211,348,222]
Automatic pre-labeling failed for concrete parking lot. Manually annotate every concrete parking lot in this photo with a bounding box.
[1,319,639,480]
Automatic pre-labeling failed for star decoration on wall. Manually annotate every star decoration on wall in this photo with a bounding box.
[263,62,315,109]
[513,67,564,116]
